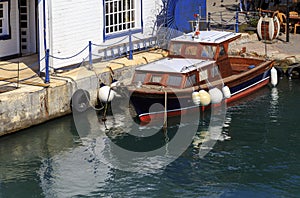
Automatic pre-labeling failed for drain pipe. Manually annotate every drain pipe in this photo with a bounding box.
[43,0,47,53]
[43,0,50,83]
[286,0,290,42]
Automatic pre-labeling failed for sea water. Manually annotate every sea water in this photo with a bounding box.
[0,78,299,197]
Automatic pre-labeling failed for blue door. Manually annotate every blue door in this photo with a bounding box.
[167,0,206,33]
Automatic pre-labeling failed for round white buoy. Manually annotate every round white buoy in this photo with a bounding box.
[271,67,278,87]
[198,90,211,106]
[222,86,231,99]
[209,87,223,104]
[192,91,201,106]
[98,86,115,102]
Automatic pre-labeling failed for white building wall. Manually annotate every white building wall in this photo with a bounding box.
[48,0,102,69]
[142,0,163,36]
[0,0,19,58]
[41,0,163,70]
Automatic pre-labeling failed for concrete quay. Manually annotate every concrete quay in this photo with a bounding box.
[230,33,300,69]
[0,49,167,136]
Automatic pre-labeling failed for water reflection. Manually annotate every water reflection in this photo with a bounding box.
[39,142,111,198]
[0,116,76,183]
[269,88,279,123]
[2,79,300,197]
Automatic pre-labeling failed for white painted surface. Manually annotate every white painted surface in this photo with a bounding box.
[40,0,163,71]
[0,0,20,58]
[1,0,164,70]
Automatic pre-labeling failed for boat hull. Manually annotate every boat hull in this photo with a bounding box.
[130,70,271,123]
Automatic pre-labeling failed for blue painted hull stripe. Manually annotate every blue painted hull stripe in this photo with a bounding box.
[231,76,270,96]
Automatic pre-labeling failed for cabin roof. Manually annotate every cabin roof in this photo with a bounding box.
[171,31,241,44]
[135,58,215,74]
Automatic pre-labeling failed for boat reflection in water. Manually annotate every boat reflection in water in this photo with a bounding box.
[78,107,197,173]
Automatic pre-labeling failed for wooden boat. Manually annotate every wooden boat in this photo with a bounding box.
[127,31,275,123]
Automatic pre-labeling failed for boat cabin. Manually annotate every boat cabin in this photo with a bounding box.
[131,31,243,89]
[168,31,241,61]
[132,58,217,89]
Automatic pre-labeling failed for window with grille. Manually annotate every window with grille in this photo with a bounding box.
[0,0,10,40]
[104,0,142,39]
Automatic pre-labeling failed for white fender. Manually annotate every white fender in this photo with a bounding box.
[192,91,201,106]
[271,67,278,87]
[98,86,116,102]
[268,17,275,40]
[110,80,120,88]
[274,16,280,39]
[199,90,211,106]
[222,86,231,99]
[209,87,223,104]
[257,16,263,40]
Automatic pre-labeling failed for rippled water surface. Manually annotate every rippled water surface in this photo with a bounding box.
[0,78,300,197]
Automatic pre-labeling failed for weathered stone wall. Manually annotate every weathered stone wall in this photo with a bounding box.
[0,49,167,136]
[0,76,99,136]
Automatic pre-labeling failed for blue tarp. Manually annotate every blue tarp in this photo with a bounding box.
[166,0,206,33]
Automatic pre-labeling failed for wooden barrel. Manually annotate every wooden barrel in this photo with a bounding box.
[257,16,280,41]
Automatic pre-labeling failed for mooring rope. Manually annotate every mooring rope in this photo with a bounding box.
[163,88,168,130]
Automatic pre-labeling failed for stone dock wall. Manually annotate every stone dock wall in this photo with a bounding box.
[1,78,81,136]
[0,50,166,136]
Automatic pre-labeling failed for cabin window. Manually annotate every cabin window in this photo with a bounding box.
[199,69,208,81]
[184,45,197,56]
[185,74,196,87]
[211,65,219,78]
[201,46,216,59]
[133,73,146,83]
[169,43,183,56]
[219,45,226,57]
[0,0,10,40]
[104,0,142,40]
[167,75,182,87]
[150,75,162,83]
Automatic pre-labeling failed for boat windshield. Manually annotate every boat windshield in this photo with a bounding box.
[167,75,182,87]
[185,74,197,87]
[133,73,146,83]
[169,42,216,59]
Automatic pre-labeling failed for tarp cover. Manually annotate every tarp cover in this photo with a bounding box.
[167,0,206,33]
